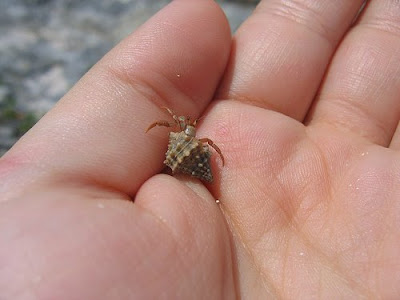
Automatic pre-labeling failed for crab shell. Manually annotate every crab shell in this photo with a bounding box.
[164,131,213,183]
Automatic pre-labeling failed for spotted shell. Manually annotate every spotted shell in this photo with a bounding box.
[164,131,213,182]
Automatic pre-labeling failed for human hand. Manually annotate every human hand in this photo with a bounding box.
[1,0,400,298]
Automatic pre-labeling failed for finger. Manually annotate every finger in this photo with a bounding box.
[0,175,235,298]
[390,124,400,150]
[0,0,231,197]
[216,0,364,120]
[308,1,400,146]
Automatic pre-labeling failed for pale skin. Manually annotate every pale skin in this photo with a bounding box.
[1,0,400,298]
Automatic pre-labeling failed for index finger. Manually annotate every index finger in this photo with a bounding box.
[0,0,231,196]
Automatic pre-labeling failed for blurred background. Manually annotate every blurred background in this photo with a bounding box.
[0,0,259,156]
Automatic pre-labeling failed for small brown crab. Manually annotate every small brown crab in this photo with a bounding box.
[146,107,224,183]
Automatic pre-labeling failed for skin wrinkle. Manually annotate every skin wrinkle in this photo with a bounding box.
[339,215,369,271]
[319,190,384,296]
[303,127,335,208]
[10,234,46,300]
[79,209,141,298]
[103,64,198,116]
[8,201,90,298]
[227,33,274,88]
[224,34,335,121]
[346,222,379,299]
[313,96,392,145]
[218,204,242,300]
[316,261,364,297]
[178,189,234,299]
[309,6,400,149]
[274,141,317,216]
[136,178,237,299]
[259,0,338,49]
[247,27,287,74]
[280,229,292,298]
[390,125,400,148]
[373,239,385,297]
[228,91,282,113]
[130,202,200,295]
[6,162,133,203]
[141,202,200,262]
[377,232,400,294]
[360,16,400,37]
[221,136,362,297]
[27,163,134,201]
[265,128,319,226]
[214,217,238,300]
[128,208,191,295]
[274,212,367,297]
[212,106,306,229]
[292,194,324,239]
[353,227,378,293]
[220,200,280,298]
[288,129,372,295]
[135,200,185,251]
[352,34,400,111]
[317,271,323,299]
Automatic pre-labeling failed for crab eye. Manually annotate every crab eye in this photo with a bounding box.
[178,116,185,122]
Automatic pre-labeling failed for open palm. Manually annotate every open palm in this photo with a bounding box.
[2,0,400,298]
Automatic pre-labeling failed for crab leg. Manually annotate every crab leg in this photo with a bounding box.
[145,120,174,133]
[199,138,225,166]
[160,106,182,126]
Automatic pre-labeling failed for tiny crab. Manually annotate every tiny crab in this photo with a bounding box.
[146,107,224,183]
